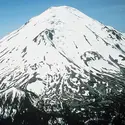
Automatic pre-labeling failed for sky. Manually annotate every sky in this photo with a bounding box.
[0,0,125,39]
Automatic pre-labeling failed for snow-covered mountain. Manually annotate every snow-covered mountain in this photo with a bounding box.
[0,6,125,122]
[123,33,125,36]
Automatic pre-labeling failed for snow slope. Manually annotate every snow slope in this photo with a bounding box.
[123,33,125,36]
[0,6,125,107]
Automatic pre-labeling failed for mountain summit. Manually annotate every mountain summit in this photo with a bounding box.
[0,6,125,124]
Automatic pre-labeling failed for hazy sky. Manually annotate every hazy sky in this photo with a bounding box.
[0,0,125,39]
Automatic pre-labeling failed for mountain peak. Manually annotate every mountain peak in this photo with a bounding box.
[47,5,78,11]
[36,5,89,23]
[49,5,72,9]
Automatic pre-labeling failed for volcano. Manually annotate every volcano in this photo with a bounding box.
[0,6,125,125]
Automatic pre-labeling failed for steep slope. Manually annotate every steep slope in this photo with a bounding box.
[0,6,125,120]
[0,87,38,118]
